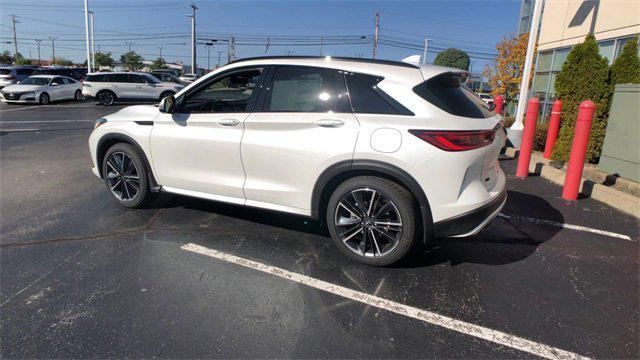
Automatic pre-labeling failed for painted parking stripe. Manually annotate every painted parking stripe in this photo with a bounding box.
[0,120,95,124]
[0,105,41,112]
[499,214,633,241]
[181,243,590,360]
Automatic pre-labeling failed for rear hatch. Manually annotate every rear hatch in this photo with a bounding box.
[414,69,505,191]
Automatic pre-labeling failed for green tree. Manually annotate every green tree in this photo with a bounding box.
[0,50,12,64]
[552,33,611,163]
[120,51,143,71]
[433,48,470,70]
[55,58,74,66]
[94,52,115,68]
[14,57,32,65]
[150,57,166,70]
[610,36,640,85]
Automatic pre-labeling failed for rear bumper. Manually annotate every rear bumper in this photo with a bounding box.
[433,189,507,238]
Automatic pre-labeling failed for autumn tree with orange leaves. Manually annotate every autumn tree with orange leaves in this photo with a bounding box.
[483,33,534,106]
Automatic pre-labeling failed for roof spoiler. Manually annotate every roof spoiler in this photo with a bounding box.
[401,55,422,66]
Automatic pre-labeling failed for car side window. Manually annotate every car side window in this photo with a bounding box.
[179,68,263,114]
[129,74,147,84]
[345,73,412,115]
[52,77,64,85]
[264,66,349,113]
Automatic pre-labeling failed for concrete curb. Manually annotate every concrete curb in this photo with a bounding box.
[504,147,640,219]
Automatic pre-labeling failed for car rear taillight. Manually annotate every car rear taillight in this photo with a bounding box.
[409,129,496,151]
[5,76,16,80]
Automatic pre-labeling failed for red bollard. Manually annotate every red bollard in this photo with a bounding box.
[493,95,504,115]
[543,100,562,159]
[516,98,540,178]
[562,100,596,200]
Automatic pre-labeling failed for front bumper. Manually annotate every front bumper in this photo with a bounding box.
[433,189,507,238]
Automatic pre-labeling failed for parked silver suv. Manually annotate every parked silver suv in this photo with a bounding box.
[0,66,36,90]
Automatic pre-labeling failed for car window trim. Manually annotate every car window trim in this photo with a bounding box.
[175,65,267,114]
[254,64,351,114]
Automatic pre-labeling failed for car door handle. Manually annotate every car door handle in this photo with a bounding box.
[217,119,240,126]
[314,119,344,128]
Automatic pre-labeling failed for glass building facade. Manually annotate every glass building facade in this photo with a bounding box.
[531,35,640,120]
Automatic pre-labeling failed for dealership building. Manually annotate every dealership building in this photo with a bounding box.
[518,0,640,118]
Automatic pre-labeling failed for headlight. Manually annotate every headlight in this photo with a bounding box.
[22,91,36,95]
[94,118,107,129]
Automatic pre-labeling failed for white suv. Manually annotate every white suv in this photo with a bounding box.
[82,72,184,106]
[88,56,506,266]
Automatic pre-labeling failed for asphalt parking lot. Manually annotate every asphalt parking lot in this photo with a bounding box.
[1,101,638,359]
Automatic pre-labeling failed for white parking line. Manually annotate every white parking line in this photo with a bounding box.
[498,214,633,241]
[0,120,95,124]
[181,243,590,360]
[0,105,41,113]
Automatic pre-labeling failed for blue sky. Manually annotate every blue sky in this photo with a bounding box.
[0,0,521,71]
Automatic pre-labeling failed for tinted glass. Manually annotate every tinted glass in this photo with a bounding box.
[16,68,34,76]
[265,66,349,112]
[111,74,128,83]
[129,74,147,83]
[19,77,50,86]
[0,69,11,75]
[181,68,262,113]
[345,73,402,115]
[413,72,495,119]
[52,77,64,85]
[86,74,112,82]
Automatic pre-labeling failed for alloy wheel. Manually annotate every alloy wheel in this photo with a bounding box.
[334,188,403,257]
[105,152,140,201]
[99,92,114,105]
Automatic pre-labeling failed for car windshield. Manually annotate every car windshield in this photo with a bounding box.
[19,77,51,86]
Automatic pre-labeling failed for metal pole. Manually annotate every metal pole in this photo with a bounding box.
[159,46,163,60]
[217,50,222,68]
[207,45,211,69]
[189,4,197,74]
[320,38,323,56]
[11,15,19,60]
[35,39,41,63]
[373,12,379,59]
[89,11,95,71]
[49,37,56,65]
[422,38,429,65]
[84,0,91,72]
[509,0,544,148]
[125,42,134,52]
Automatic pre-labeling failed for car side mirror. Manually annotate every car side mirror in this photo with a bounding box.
[51,82,59,86]
[159,95,176,113]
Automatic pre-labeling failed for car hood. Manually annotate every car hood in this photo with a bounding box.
[103,105,159,122]
[2,84,45,92]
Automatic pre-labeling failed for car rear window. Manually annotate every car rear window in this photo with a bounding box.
[0,69,12,75]
[413,72,495,119]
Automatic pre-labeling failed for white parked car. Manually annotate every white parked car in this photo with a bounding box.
[1,75,82,104]
[88,56,506,266]
[82,72,185,106]
[179,73,199,83]
[477,93,494,105]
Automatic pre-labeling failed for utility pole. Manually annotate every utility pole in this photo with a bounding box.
[159,46,163,60]
[89,11,95,71]
[11,14,19,60]
[216,50,222,68]
[509,0,544,148]
[35,39,41,63]
[422,38,429,65]
[205,44,212,70]
[49,37,57,65]
[84,0,91,72]
[372,12,379,59]
[125,42,134,52]
[188,4,197,74]
[320,37,323,56]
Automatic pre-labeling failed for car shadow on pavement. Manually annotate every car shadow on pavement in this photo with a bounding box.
[150,190,563,269]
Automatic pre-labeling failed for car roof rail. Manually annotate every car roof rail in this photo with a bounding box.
[226,55,419,69]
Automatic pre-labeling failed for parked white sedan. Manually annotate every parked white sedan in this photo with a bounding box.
[0,75,83,104]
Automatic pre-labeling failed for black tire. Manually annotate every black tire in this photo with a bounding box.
[102,143,153,208]
[159,90,175,101]
[39,92,50,105]
[74,89,83,101]
[97,90,116,106]
[326,176,417,266]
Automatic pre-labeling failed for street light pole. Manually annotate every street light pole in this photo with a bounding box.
[422,38,429,65]
[35,39,41,64]
[83,0,91,72]
[509,0,544,148]
[89,11,95,71]
[188,4,197,74]
[49,37,57,65]
[216,50,222,68]
[159,46,163,60]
